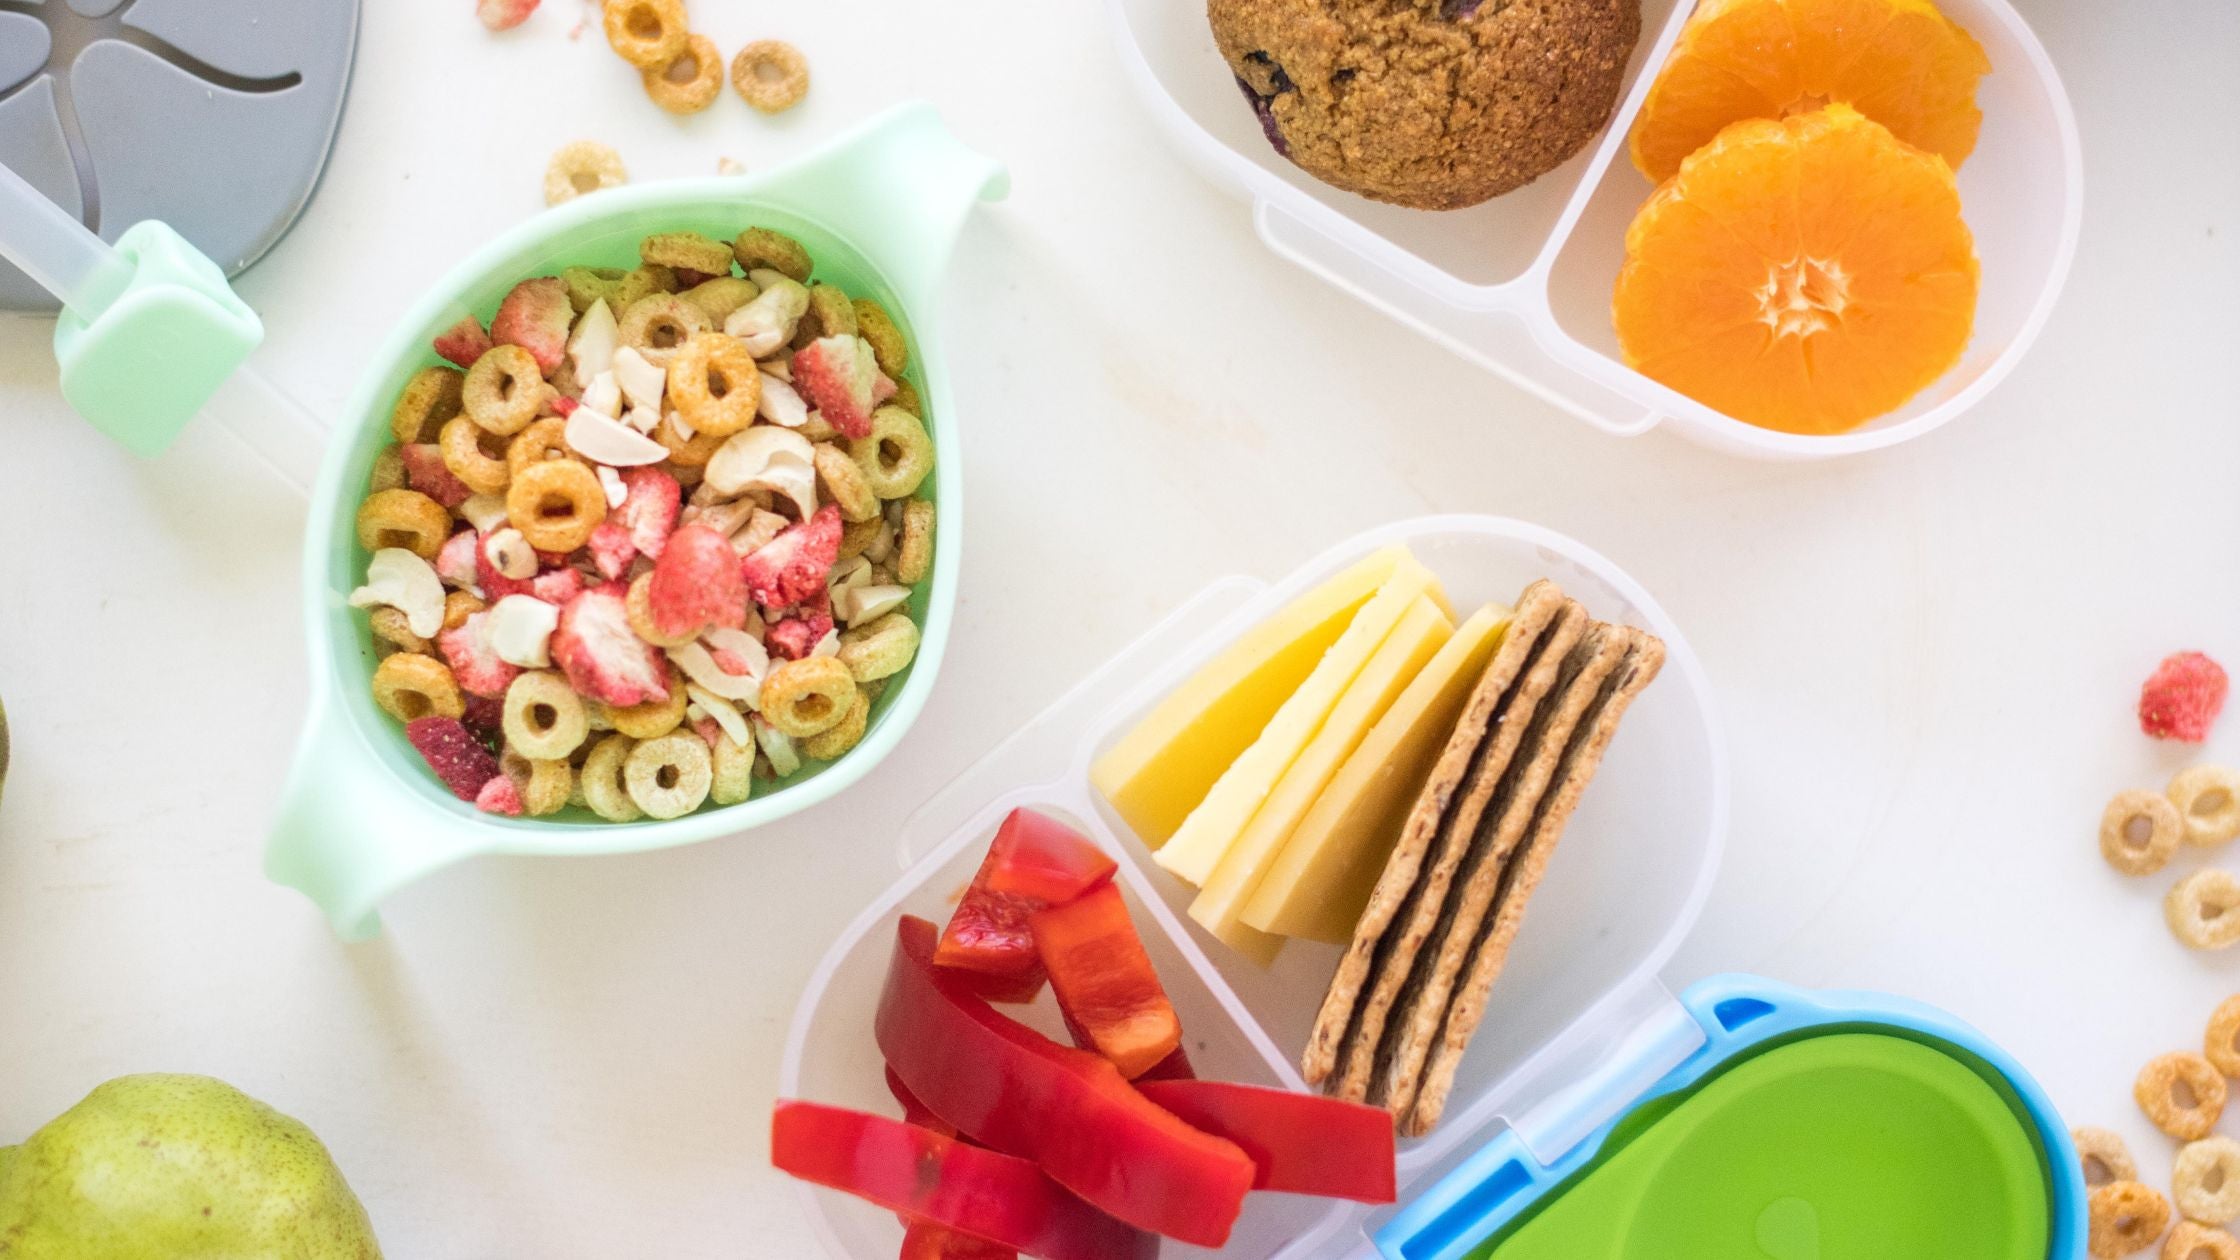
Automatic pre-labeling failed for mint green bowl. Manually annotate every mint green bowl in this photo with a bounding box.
[266,103,1007,940]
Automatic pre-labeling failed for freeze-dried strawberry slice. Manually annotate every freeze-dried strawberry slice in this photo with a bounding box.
[552,583,669,707]
[476,0,538,30]
[647,523,748,639]
[433,315,493,368]
[400,444,472,508]
[492,277,572,375]
[440,611,522,699]
[739,505,843,609]
[475,773,525,815]
[435,528,481,590]
[617,466,681,559]
[532,568,586,606]
[462,693,505,744]
[765,614,831,661]
[406,716,501,801]
[792,335,879,439]
[588,521,637,580]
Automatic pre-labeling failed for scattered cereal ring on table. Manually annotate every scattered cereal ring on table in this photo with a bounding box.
[2073,1127,2137,1189]
[642,33,723,114]
[2137,1051,2227,1140]
[2169,871,2240,951]
[2091,1181,2171,1259]
[624,731,713,819]
[2102,788,2183,876]
[544,140,628,207]
[2175,1137,2240,1225]
[2168,1222,2240,1260]
[2207,995,2240,1077]
[601,0,686,69]
[2170,766,2240,847]
[730,40,809,114]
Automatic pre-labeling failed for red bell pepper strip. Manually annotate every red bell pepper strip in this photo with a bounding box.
[1029,883,1182,1080]
[934,842,1049,1004]
[900,1220,1015,1260]
[770,1101,1153,1260]
[1138,1043,1198,1081]
[885,1065,957,1138]
[879,916,1255,1248]
[980,808,1118,905]
[1136,1079,1398,1204]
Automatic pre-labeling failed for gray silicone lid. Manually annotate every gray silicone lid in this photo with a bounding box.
[0,0,359,313]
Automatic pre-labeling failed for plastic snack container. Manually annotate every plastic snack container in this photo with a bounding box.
[782,514,2082,1257]
[1108,0,2082,459]
[264,104,1008,941]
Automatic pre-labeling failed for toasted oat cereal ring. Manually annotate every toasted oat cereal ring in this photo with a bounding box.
[618,293,712,358]
[2171,871,2240,951]
[610,666,688,739]
[814,442,880,523]
[601,0,686,69]
[444,590,486,632]
[2139,1052,2228,1140]
[642,230,735,277]
[896,499,934,584]
[2105,788,2185,876]
[890,378,923,419]
[503,670,591,760]
[465,344,549,436]
[625,571,700,649]
[502,747,575,817]
[838,514,881,562]
[839,612,919,683]
[623,731,712,819]
[731,40,809,114]
[2172,767,2240,847]
[732,227,812,283]
[654,413,725,468]
[851,297,908,377]
[580,734,643,822]
[850,406,934,500]
[370,445,407,494]
[711,730,755,806]
[356,488,452,560]
[507,416,578,480]
[2208,995,2240,1077]
[640,32,723,114]
[804,283,858,341]
[2094,1181,2173,1258]
[506,459,608,553]
[545,140,628,207]
[666,333,761,438]
[372,652,464,722]
[761,656,857,739]
[2169,1222,2240,1260]
[563,266,629,315]
[2177,1137,2240,1225]
[2075,1127,2140,1189]
[369,606,430,656]
[801,690,869,762]
[390,366,465,444]
[683,276,760,324]
[440,415,513,495]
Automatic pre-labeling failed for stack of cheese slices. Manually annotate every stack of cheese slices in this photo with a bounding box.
[1093,548,1662,1135]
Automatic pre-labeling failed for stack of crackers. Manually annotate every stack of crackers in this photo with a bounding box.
[1303,580,1665,1136]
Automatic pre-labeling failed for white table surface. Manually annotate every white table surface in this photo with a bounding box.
[2,0,2237,1254]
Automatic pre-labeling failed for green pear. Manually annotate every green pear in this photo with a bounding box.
[0,1075,380,1258]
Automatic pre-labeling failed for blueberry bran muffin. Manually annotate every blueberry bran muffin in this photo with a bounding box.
[1211,0,1641,210]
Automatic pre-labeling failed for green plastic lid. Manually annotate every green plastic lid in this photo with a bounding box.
[1480,1034,2050,1260]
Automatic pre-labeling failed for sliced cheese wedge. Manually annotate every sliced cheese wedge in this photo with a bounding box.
[1092,547,1404,850]
[1191,594,1455,964]
[1155,556,1442,887]
[1243,602,1513,943]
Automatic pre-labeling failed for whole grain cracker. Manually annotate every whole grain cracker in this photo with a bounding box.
[1406,628,1665,1135]
[1371,622,1630,1117]
[1300,581,1565,1086]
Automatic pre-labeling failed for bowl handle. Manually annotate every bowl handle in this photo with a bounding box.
[264,696,486,941]
[1251,198,1665,439]
[753,101,1009,312]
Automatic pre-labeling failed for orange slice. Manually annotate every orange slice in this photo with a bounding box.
[1629,0,1990,184]
[1612,105,1979,436]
